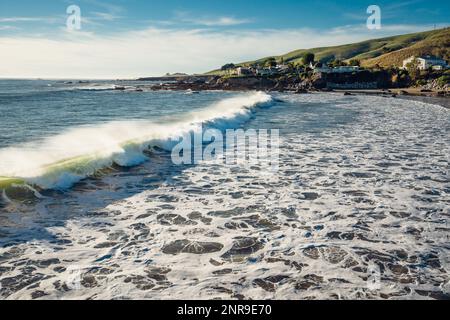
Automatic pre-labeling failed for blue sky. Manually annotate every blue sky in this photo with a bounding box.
[0,0,448,78]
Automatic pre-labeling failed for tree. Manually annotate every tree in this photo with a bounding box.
[302,52,315,66]
[286,62,296,72]
[221,63,235,71]
[264,57,277,68]
[349,59,361,67]
[329,59,346,67]
[406,60,420,81]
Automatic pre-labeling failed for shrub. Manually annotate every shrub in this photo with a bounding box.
[437,75,450,87]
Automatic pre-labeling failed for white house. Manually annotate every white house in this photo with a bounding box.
[236,67,253,76]
[402,55,448,70]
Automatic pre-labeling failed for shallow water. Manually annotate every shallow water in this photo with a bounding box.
[0,82,449,299]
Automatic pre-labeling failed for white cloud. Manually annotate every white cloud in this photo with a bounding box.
[0,16,60,23]
[173,11,253,27]
[90,12,122,21]
[0,24,439,79]
[0,25,18,30]
[183,16,252,27]
[328,23,445,34]
[81,0,124,15]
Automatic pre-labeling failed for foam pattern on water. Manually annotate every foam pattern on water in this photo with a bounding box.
[0,93,449,300]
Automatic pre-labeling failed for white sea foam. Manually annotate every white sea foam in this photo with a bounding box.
[0,93,449,300]
[0,92,272,189]
[75,84,117,91]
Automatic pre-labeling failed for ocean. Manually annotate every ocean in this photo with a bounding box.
[0,79,449,299]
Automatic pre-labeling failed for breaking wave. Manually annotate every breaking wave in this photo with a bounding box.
[0,92,272,190]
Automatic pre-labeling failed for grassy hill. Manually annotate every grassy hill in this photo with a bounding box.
[208,27,449,74]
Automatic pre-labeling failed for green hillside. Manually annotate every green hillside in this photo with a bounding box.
[208,27,449,73]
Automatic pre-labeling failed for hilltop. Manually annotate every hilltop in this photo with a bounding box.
[208,27,449,73]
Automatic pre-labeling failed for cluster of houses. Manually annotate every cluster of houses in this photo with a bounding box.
[229,63,361,77]
[402,55,448,70]
[225,55,448,78]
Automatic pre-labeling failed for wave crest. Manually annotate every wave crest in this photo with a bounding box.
[0,92,272,190]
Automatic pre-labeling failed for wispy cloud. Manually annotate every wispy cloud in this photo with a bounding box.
[90,11,122,21]
[0,16,61,23]
[74,0,124,26]
[184,16,253,27]
[80,12,123,27]
[329,23,446,34]
[344,1,427,22]
[174,11,253,27]
[385,0,424,11]
[0,25,18,31]
[80,0,124,15]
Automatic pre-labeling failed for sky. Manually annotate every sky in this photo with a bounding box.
[0,0,448,79]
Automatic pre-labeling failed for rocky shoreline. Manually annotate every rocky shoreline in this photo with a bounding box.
[135,75,450,108]
[142,74,446,92]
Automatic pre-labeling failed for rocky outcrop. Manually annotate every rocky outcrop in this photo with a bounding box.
[215,76,276,90]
